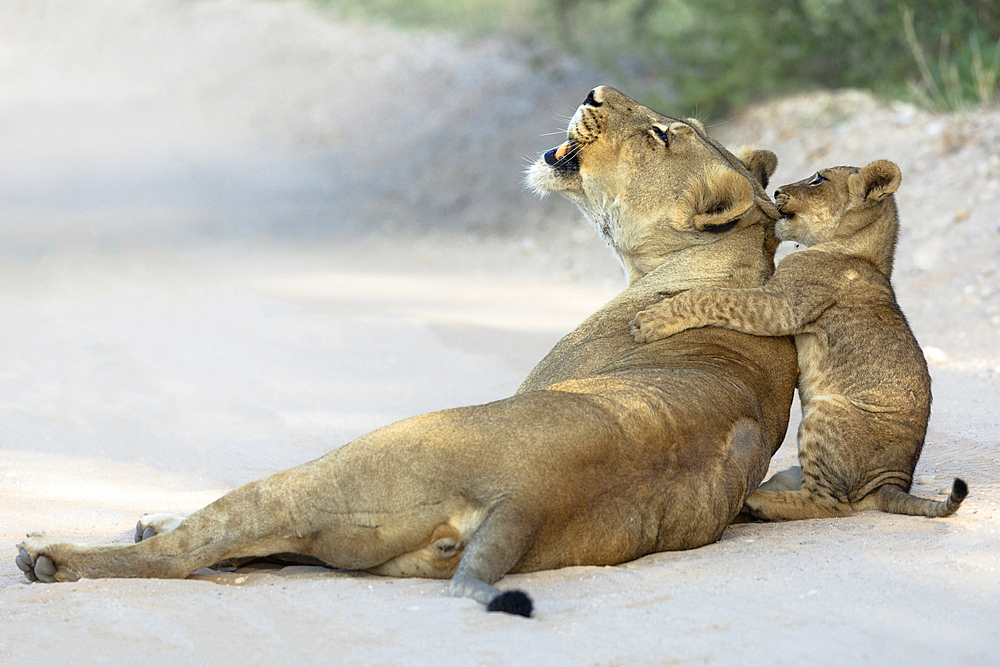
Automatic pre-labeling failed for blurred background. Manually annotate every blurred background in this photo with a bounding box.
[3,0,997,246]
[329,0,999,117]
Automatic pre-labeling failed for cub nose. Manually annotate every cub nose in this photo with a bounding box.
[773,188,783,199]
[583,88,603,107]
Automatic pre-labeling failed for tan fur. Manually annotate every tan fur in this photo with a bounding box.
[15,87,797,613]
[632,160,967,520]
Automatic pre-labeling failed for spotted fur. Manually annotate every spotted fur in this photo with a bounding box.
[633,160,967,520]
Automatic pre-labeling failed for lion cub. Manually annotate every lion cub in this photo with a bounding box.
[631,159,967,520]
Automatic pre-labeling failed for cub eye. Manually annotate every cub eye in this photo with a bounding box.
[809,174,826,186]
[651,126,669,145]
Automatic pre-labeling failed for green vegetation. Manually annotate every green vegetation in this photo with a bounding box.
[315,0,999,117]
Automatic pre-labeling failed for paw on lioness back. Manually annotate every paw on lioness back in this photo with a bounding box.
[631,294,691,343]
[633,159,967,521]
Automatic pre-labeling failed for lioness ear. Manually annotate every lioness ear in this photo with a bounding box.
[679,165,755,234]
[735,147,778,190]
[848,159,901,205]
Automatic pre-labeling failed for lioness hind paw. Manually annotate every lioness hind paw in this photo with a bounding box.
[486,590,533,617]
[134,521,157,543]
[15,547,60,584]
[14,547,37,581]
[134,513,187,543]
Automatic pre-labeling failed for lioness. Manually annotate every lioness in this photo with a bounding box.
[15,87,797,616]
[632,160,967,520]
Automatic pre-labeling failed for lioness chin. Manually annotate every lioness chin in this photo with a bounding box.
[16,87,797,616]
[632,159,967,520]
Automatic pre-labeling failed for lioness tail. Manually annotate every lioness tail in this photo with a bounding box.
[877,478,968,517]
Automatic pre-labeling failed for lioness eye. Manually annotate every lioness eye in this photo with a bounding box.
[809,174,826,186]
[705,219,739,234]
[651,126,669,145]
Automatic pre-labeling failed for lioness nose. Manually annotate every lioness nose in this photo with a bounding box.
[583,88,603,107]
[773,188,782,198]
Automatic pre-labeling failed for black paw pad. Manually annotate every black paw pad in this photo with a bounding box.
[486,590,533,617]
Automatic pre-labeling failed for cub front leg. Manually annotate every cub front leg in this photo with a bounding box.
[631,294,700,343]
[633,286,810,343]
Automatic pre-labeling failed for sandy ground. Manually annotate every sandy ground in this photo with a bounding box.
[1,0,999,664]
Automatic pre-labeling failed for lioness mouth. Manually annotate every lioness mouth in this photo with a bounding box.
[544,141,579,171]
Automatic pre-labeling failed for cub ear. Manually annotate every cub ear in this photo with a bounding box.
[735,147,778,190]
[848,159,901,204]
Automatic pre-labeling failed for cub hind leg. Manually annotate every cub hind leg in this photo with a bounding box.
[744,408,854,521]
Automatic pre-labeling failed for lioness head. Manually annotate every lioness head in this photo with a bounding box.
[773,159,902,246]
[526,86,780,284]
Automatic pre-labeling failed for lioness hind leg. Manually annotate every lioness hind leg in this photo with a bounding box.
[16,472,313,583]
[16,514,193,582]
[134,512,269,570]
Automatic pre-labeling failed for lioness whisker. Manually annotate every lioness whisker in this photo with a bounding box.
[704,115,737,129]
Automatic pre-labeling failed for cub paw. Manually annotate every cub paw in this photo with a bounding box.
[631,310,683,343]
[134,513,187,543]
[15,538,78,584]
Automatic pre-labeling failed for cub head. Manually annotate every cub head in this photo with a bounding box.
[773,159,901,246]
[526,86,780,284]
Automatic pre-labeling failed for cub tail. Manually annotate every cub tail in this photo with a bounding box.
[877,478,968,518]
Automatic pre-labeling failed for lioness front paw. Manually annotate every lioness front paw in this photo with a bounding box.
[15,536,79,583]
[631,310,686,343]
